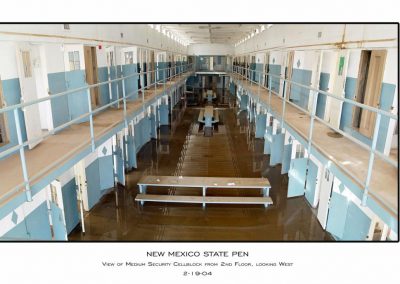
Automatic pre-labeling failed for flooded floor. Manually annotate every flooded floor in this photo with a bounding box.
[69,100,333,241]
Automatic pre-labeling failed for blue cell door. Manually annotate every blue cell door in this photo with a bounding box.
[61,179,80,234]
[122,64,138,101]
[281,143,293,174]
[342,202,371,240]
[304,159,319,207]
[255,114,266,138]
[159,104,169,125]
[287,158,308,197]
[270,133,285,166]
[240,95,248,110]
[65,70,89,123]
[126,135,137,170]
[326,192,372,240]
[150,113,156,138]
[114,144,125,186]
[263,126,273,154]
[326,191,348,239]
[50,202,68,240]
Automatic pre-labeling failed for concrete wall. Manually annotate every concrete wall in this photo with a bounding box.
[188,44,234,56]
[0,24,187,54]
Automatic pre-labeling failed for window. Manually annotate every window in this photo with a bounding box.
[295,144,304,158]
[68,51,80,70]
[124,51,134,64]
[21,51,32,78]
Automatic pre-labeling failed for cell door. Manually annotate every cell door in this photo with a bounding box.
[73,160,89,211]
[287,158,308,198]
[317,168,334,229]
[286,51,295,99]
[0,78,9,145]
[149,50,155,85]
[113,133,125,186]
[264,53,270,88]
[326,191,348,239]
[270,133,285,166]
[150,106,157,139]
[64,46,89,123]
[359,50,387,138]
[84,46,100,107]
[15,43,43,149]
[48,181,68,240]
[325,50,349,129]
[304,159,319,207]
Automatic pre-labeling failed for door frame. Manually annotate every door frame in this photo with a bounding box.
[0,77,10,146]
[286,51,295,99]
[358,50,387,138]
[324,50,349,129]
[83,46,101,107]
[15,43,44,149]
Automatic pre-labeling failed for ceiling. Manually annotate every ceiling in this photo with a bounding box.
[161,24,263,45]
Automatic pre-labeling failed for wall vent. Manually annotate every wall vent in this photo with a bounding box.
[63,24,70,30]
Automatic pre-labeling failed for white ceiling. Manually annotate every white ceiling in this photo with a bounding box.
[161,24,263,45]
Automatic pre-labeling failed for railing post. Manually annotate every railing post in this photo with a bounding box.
[116,67,121,109]
[281,76,287,129]
[142,71,146,114]
[268,75,272,112]
[121,77,128,129]
[163,68,166,94]
[258,72,261,103]
[306,90,319,159]
[13,108,32,202]
[86,89,96,152]
[362,113,382,206]
[154,69,157,94]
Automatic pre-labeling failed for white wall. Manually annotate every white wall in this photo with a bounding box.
[0,24,188,55]
[187,44,234,56]
[235,24,397,55]
[0,42,19,80]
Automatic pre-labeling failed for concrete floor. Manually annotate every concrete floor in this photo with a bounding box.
[69,100,333,241]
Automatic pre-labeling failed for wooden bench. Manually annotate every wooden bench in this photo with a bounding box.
[135,175,272,208]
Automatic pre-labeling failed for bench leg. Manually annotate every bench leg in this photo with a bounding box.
[138,185,147,206]
[202,187,206,209]
[263,188,270,208]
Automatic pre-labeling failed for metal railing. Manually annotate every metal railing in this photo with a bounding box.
[231,64,398,212]
[0,62,194,203]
